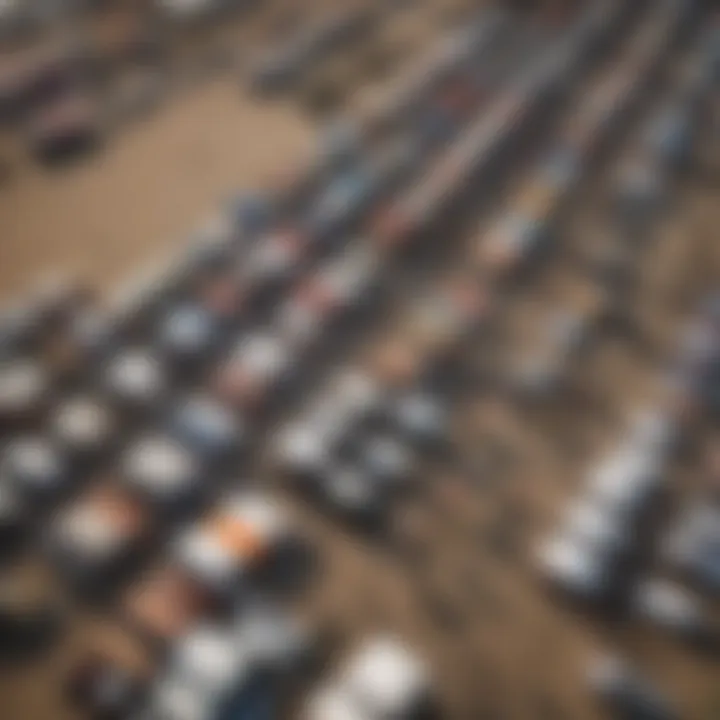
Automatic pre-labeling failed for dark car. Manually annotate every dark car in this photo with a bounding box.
[2,435,69,506]
[27,91,100,163]
[167,393,246,466]
[156,302,219,370]
[48,483,152,597]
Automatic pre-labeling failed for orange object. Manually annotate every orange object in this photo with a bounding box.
[91,484,147,536]
[208,515,266,561]
[124,567,206,641]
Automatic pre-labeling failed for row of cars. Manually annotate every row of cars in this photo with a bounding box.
[0,0,251,38]
[248,4,383,97]
[0,0,277,163]
[293,4,720,719]
[290,5,719,717]
[120,5,579,538]
[504,18,720,402]
[0,0,629,586]
[1,3,716,720]
[537,13,720,608]
[374,0,628,252]
[0,5,575,718]
[0,32,115,161]
[263,6,513,216]
[528,16,720,720]
[474,0,703,286]
[275,285,473,526]
[0,2,551,570]
[272,0,690,530]
[158,4,720,718]
[0,0,493,166]
[75,5,568,425]
[612,24,720,236]
[269,8,590,504]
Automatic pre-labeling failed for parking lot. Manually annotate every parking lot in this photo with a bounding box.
[0,1,719,720]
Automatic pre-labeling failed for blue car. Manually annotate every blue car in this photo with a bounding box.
[168,394,245,464]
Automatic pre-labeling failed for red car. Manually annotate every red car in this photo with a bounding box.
[122,563,213,645]
[212,332,293,413]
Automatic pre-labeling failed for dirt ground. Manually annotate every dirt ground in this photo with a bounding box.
[0,77,313,302]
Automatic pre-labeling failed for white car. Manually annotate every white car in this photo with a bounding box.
[536,533,612,601]
[563,498,630,556]
[340,637,431,720]
[278,246,379,349]
[321,465,382,520]
[361,437,413,491]
[391,393,448,447]
[212,332,293,412]
[169,622,249,695]
[172,491,289,596]
[633,578,704,637]
[276,421,333,479]
[306,685,371,720]
[588,444,663,521]
[238,230,306,299]
[235,600,311,673]
[308,637,431,720]
[120,434,202,509]
[50,394,116,460]
[150,675,214,720]
[49,483,150,589]
[103,348,168,412]
[291,370,384,456]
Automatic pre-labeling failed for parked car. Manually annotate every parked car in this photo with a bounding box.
[102,347,169,417]
[633,578,708,641]
[211,332,294,414]
[49,394,118,464]
[171,490,291,599]
[66,648,151,720]
[307,636,434,720]
[588,653,677,720]
[0,357,50,431]
[167,393,245,466]
[2,435,69,505]
[119,433,204,515]
[27,91,100,163]
[48,483,152,596]
[122,563,212,645]
[664,502,720,594]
